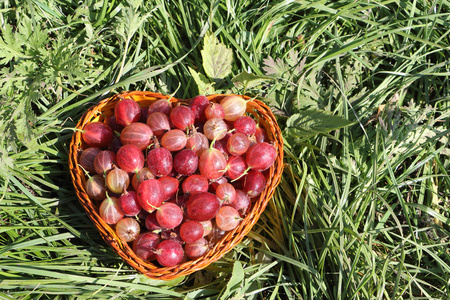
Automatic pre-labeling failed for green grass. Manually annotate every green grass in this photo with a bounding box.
[1,0,450,299]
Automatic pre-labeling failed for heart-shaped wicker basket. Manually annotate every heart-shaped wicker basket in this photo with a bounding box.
[68,91,284,280]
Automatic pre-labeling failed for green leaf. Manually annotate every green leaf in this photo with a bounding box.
[0,25,29,64]
[0,148,13,178]
[17,15,49,52]
[188,66,215,95]
[262,55,288,77]
[284,110,353,140]
[201,32,233,80]
[232,71,273,90]
[116,6,153,42]
[128,0,144,10]
[85,21,94,40]
[132,273,185,288]
[219,261,244,300]
[406,203,449,224]
[0,292,15,300]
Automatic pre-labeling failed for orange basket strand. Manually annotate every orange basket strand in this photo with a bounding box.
[68,91,284,280]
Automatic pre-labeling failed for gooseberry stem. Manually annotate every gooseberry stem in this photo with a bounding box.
[78,164,92,178]
[230,166,251,182]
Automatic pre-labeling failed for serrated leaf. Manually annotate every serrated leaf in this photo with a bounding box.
[262,55,288,76]
[287,49,300,67]
[128,0,144,10]
[11,99,38,150]
[16,15,48,52]
[284,110,353,139]
[0,25,28,64]
[188,66,215,95]
[116,6,154,42]
[201,32,233,80]
[297,96,319,109]
[232,71,273,90]
[286,49,306,74]
[15,114,38,150]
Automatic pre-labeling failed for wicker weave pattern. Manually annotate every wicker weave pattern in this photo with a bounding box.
[69,91,284,280]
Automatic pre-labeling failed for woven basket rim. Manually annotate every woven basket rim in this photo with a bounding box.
[69,91,284,280]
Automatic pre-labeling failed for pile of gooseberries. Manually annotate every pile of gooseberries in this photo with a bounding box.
[79,94,277,267]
